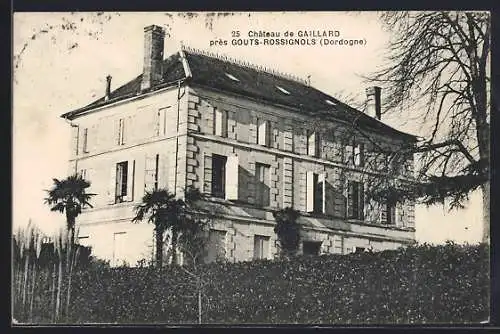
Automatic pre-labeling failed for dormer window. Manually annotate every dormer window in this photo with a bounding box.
[325,99,337,106]
[276,86,290,95]
[225,72,240,82]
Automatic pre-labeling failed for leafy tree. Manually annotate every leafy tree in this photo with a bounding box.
[273,207,301,258]
[368,11,490,242]
[44,174,95,247]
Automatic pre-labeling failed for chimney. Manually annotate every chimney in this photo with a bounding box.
[365,86,382,120]
[105,75,112,101]
[141,25,165,91]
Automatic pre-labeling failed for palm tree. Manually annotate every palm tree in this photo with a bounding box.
[44,174,95,247]
[132,187,205,268]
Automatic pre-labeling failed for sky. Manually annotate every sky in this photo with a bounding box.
[12,12,484,244]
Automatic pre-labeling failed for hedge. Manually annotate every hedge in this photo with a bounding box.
[21,242,490,324]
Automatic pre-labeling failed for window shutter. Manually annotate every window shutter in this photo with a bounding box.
[318,173,326,214]
[157,154,168,189]
[359,143,365,166]
[306,171,314,212]
[315,133,321,157]
[347,181,354,218]
[258,119,267,146]
[85,167,92,187]
[345,144,353,164]
[390,204,397,225]
[107,164,117,204]
[72,126,79,156]
[266,120,272,147]
[203,153,212,194]
[115,119,121,145]
[307,131,316,156]
[214,108,223,136]
[397,203,405,226]
[380,203,388,224]
[121,118,126,145]
[225,155,239,200]
[222,110,228,138]
[358,182,365,220]
[154,111,161,137]
[124,160,135,201]
[144,155,157,193]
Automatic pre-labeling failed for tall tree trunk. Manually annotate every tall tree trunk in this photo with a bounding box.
[55,255,63,322]
[22,253,30,317]
[65,247,79,320]
[51,263,56,322]
[171,228,178,265]
[481,181,490,244]
[29,262,37,322]
[155,226,164,269]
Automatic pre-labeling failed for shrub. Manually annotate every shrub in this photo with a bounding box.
[19,243,489,324]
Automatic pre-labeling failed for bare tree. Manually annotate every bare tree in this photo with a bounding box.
[366,11,491,243]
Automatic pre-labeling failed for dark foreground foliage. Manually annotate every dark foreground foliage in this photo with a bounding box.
[17,242,489,324]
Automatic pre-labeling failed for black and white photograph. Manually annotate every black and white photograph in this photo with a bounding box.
[12,11,490,325]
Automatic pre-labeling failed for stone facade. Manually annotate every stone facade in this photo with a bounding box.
[71,81,415,266]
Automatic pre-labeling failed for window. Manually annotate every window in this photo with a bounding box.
[381,202,396,225]
[213,108,228,137]
[212,155,227,198]
[303,241,322,255]
[117,118,125,145]
[253,235,270,260]
[347,181,364,220]
[306,172,325,214]
[112,232,127,267]
[115,161,128,203]
[307,130,320,157]
[82,128,89,153]
[353,143,364,166]
[355,247,365,253]
[225,72,240,82]
[206,229,226,263]
[276,85,290,95]
[257,118,271,146]
[255,163,270,207]
[77,236,90,247]
[110,160,135,204]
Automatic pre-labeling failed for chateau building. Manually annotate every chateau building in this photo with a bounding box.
[62,25,417,266]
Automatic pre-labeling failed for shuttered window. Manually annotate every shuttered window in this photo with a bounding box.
[306,172,325,214]
[116,118,125,145]
[255,163,270,207]
[307,130,320,157]
[353,143,364,167]
[144,154,159,193]
[214,108,228,137]
[257,119,271,146]
[381,202,396,225]
[108,160,135,204]
[211,155,227,198]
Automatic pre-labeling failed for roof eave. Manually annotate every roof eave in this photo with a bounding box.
[60,78,187,120]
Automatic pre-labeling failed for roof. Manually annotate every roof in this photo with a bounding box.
[61,49,417,141]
